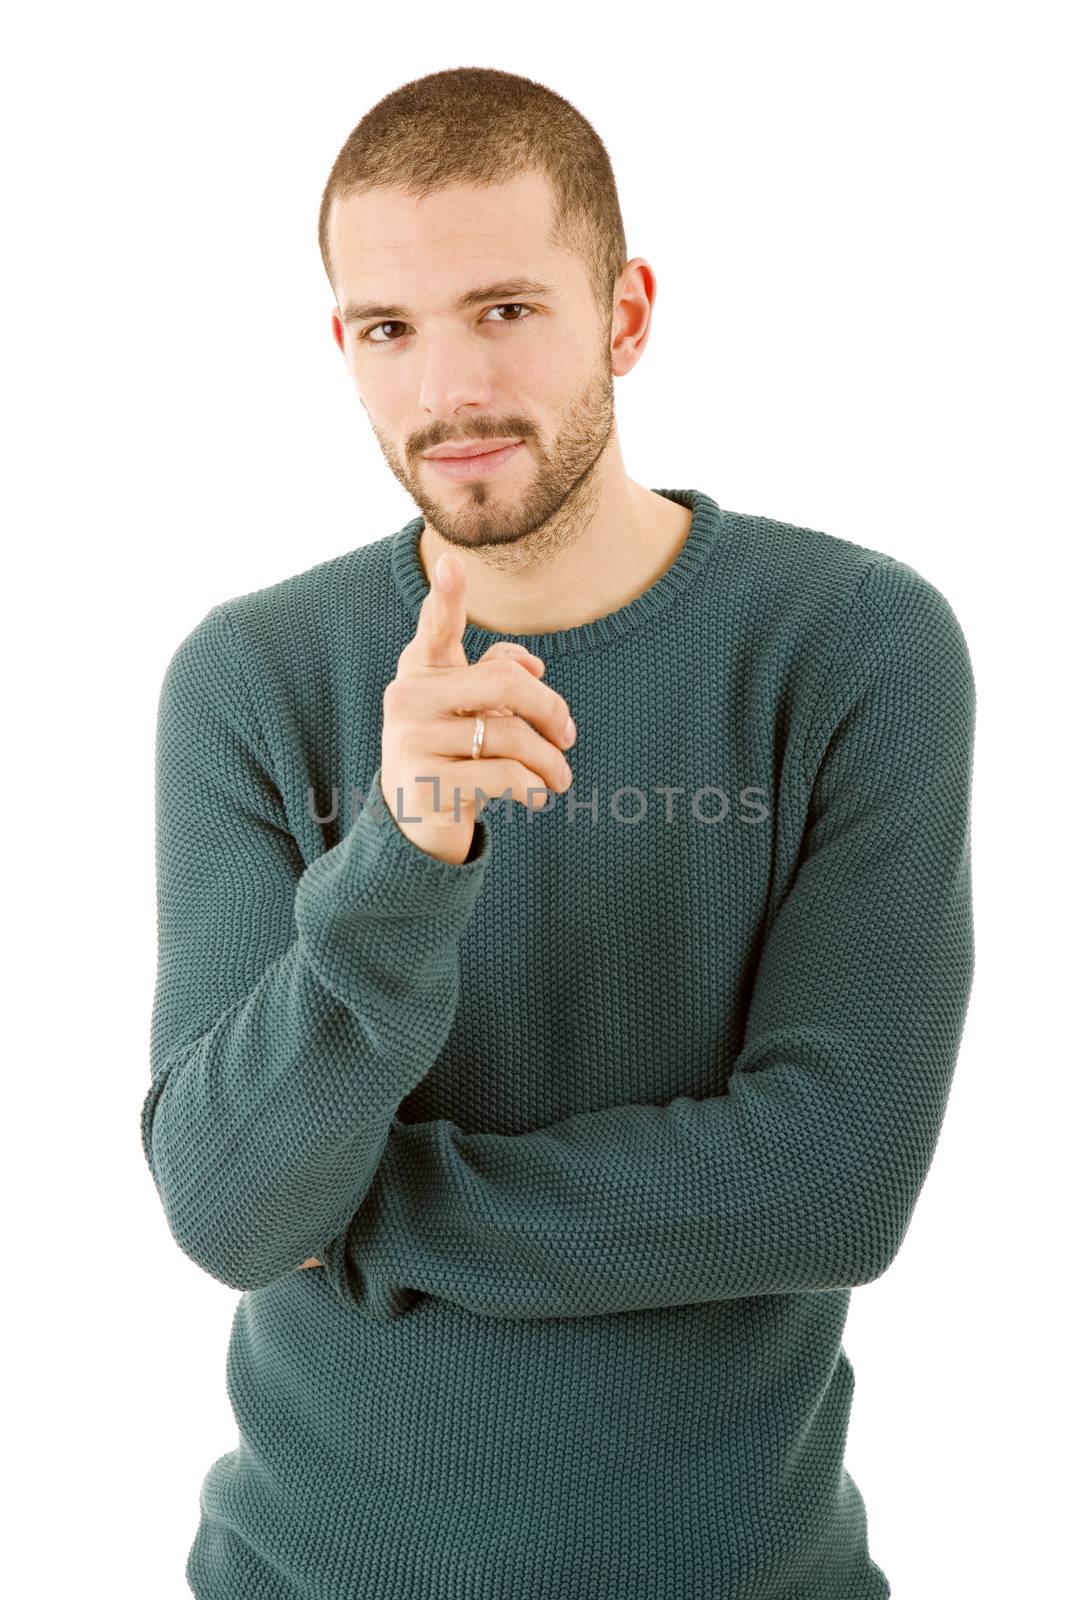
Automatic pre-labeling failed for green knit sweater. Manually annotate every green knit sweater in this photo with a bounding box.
[140,487,975,1599]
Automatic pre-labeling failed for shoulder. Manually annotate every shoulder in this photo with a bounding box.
[217,529,396,654]
[719,502,971,673]
[719,503,893,610]
[163,525,401,686]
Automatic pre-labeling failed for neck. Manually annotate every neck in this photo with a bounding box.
[417,468,694,638]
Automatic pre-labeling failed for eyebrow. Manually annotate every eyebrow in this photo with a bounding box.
[339,278,554,327]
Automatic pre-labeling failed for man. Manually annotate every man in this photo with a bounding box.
[141,67,975,1600]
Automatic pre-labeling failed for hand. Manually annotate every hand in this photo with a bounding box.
[379,550,577,865]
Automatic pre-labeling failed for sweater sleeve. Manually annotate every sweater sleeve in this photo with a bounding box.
[139,602,491,1292]
[319,558,976,1322]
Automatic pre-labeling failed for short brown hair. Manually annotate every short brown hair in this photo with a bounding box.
[318,67,628,334]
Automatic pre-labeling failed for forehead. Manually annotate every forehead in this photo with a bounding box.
[327,170,576,306]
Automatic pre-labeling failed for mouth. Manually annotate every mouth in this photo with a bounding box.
[421,441,525,481]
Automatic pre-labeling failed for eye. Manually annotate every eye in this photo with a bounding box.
[359,303,534,346]
[484,303,533,325]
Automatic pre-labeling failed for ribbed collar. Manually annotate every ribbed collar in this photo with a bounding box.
[388,487,724,659]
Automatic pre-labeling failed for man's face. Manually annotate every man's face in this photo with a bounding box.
[327,169,617,549]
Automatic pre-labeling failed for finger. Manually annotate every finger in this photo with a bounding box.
[481,640,544,670]
[422,710,573,792]
[465,641,545,715]
[407,551,470,670]
[433,655,574,749]
[434,757,561,810]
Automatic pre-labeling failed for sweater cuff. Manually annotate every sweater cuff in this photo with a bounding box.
[293,765,491,1052]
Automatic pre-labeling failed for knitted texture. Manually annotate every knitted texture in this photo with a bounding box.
[140,488,975,1599]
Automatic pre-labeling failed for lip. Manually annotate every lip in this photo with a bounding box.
[422,441,525,481]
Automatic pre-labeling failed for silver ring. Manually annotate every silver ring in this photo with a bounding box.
[471,713,486,760]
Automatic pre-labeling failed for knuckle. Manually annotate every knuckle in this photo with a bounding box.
[487,712,515,750]
[490,656,523,691]
[383,677,412,717]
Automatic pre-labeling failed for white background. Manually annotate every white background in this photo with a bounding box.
[4,3,1062,1596]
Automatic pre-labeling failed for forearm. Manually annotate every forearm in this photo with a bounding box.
[144,754,491,1291]
[319,559,975,1324]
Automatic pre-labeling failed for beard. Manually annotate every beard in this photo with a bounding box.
[366,346,617,566]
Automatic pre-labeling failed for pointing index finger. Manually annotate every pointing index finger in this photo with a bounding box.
[411,550,469,669]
